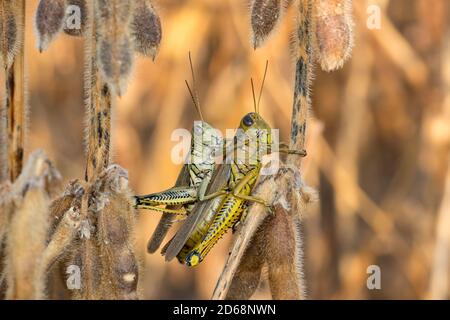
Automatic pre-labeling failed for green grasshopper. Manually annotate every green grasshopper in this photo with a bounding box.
[134,54,224,253]
[162,63,306,266]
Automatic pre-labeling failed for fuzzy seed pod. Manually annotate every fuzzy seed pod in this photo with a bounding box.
[225,226,266,300]
[0,106,7,182]
[11,150,62,199]
[0,0,23,69]
[70,236,103,299]
[313,0,354,71]
[34,207,81,299]
[35,0,66,52]
[70,165,140,299]
[131,0,162,60]
[95,0,134,96]
[3,150,62,299]
[265,169,316,299]
[5,151,60,299]
[251,0,282,49]
[64,0,87,36]
[48,180,84,235]
[94,165,140,299]
[5,180,50,299]
[265,210,305,299]
[0,181,13,244]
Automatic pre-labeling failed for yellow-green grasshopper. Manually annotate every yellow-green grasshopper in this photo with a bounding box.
[134,54,224,253]
[163,64,306,266]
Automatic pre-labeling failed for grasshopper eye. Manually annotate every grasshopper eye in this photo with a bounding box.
[243,114,254,127]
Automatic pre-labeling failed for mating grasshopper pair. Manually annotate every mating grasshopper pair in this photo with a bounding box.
[134,58,306,266]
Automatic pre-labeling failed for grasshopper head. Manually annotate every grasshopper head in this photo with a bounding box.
[239,112,270,131]
[238,112,272,147]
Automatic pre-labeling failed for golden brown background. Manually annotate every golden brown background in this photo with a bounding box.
[20,0,450,299]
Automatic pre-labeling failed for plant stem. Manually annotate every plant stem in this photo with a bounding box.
[84,0,112,182]
[288,0,313,165]
[1,0,26,182]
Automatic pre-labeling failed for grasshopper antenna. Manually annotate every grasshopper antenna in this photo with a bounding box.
[185,81,203,121]
[257,60,269,114]
[185,52,204,121]
[251,78,257,114]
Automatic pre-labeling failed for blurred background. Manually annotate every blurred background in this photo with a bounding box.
[20,0,450,299]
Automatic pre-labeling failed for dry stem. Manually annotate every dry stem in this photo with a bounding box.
[84,0,113,182]
[0,0,26,182]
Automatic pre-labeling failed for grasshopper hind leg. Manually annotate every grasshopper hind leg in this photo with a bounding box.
[134,198,188,215]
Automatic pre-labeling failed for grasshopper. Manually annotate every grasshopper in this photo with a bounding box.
[162,63,306,266]
[134,54,224,253]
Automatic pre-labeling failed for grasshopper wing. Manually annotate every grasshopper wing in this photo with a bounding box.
[147,164,191,253]
[162,163,231,261]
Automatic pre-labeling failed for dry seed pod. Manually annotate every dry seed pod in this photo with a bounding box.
[45,207,81,271]
[1,113,8,184]
[0,108,7,181]
[11,150,62,198]
[71,165,140,299]
[64,0,87,36]
[96,0,134,96]
[48,179,84,236]
[225,225,266,300]
[5,178,50,299]
[0,1,23,69]
[68,177,104,299]
[94,165,140,299]
[131,0,162,60]
[3,150,62,299]
[251,0,282,49]
[45,190,83,301]
[70,235,103,299]
[35,0,66,52]
[265,170,316,299]
[265,210,305,299]
[34,207,81,299]
[313,0,354,71]
[0,181,13,243]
